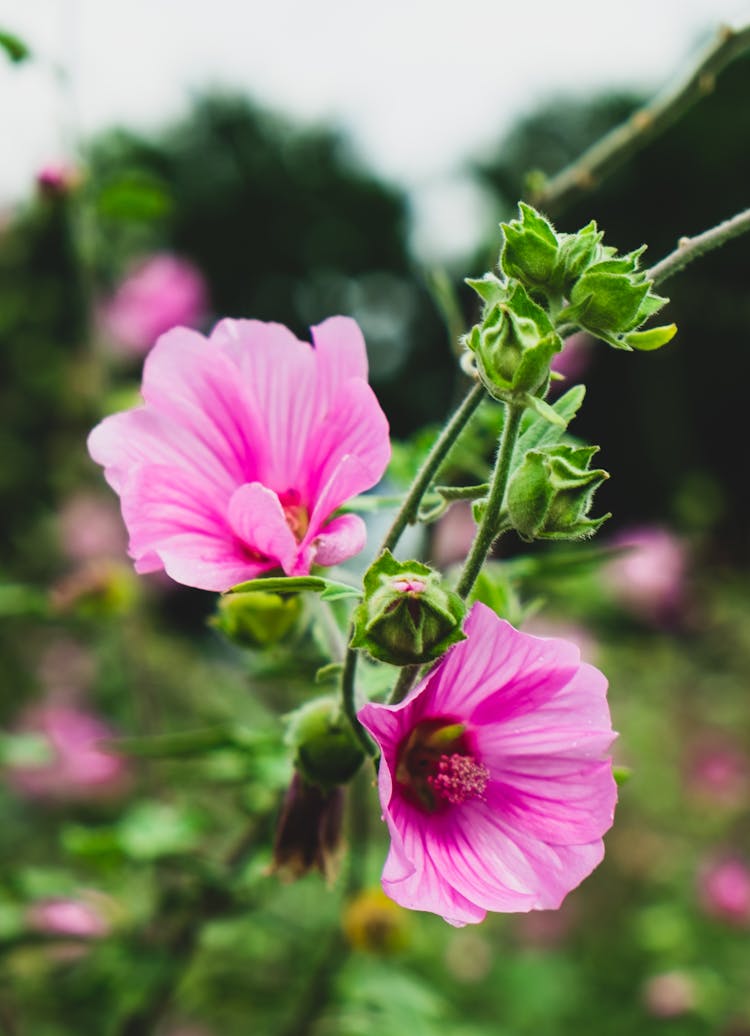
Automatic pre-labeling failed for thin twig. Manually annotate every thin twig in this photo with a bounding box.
[648,207,750,286]
[532,23,750,214]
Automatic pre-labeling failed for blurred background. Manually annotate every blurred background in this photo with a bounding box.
[1,2,750,1034]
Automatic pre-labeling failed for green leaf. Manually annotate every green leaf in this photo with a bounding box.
[0,30,30,63]
[117,801,204,860]
[521,394,566,428]
[229,574,358,598]
[0,583,49,618]
[625,323,677,351]
[0,732,54,767]
[516,384,586,459]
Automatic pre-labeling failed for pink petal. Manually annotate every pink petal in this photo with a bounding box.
[227,482,299,575]
[311,513,367,567]
[301,378,391,508]
[156,533,273,591]
[426,604,581,721]
[210,319,319,491]
[310,316,369,397]
[140,326,258,484]
[88,407,236,497]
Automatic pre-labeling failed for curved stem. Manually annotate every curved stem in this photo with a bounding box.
[456,404,524,600]
[532,23,750,214]
[340,647,377,758]
[388,663,422,706]
[340,379,486,748]
[382,380,485,552]
[648,207,750,286]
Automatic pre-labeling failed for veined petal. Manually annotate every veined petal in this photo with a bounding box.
[155,533,274,591]
[301,378,391,506]
[311,512,367,567]
[227,483,299,575]
[310,316,369,400]
[211,319,319,491]
[140,326,258,484]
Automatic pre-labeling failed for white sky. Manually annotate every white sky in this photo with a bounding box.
[1,0,749,259]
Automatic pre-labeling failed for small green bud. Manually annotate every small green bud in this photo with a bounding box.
[466,282,562,399]
[286,697,364,788]
[351,550,466,665]
[554,221,604,293]
[507,444,610,541]
[212,590,302,648]
[500,203,560,292]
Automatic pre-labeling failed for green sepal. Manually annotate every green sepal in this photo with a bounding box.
[351,550,466,666]
[514,384,586,461]
[507,443,610,542]
[520,394,567,428]
[468,282,561,399]
[286,697,364,789]
[211,590,303,648]
[554,221,604,292]
[500,203,560,291]
[229,574,360,600]
[465,273,509,308]
[625,323,678,351]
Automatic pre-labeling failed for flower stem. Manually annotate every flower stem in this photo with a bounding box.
[532,23,750,215]
[648,207,750,286]
[389,664,421,705]
[382,380,485,552]
[341,379,486,749]
[455,403,524,600]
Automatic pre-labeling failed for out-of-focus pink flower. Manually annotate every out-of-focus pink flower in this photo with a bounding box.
[698,857,750,926]
[100,253,208,356]
[88,317,391,591]
[431,501,476,568]
[28,896,110,939]
[8,705,130,802]
[57,491,128,563]
[512,894,579,948]
[686,736,749,809]
[522,615,599,666]
[642,971,697,1018]
[36,162,79,197]
[358,603,617,926]
[549,332,593,386]
[603,525,686,620]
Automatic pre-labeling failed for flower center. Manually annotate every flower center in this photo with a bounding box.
[395,718,489,814]
[279,491,310,543]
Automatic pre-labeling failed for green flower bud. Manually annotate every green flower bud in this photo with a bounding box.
[211,590,302,648]
[466,282,562,400]
[351,550,466,666]
[286,697,364,789]
[500,203,560,292]
[554,221,604,293]
[507,444,610,541]
[566,248,668,341]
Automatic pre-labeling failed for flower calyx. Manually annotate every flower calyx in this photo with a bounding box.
[464,281,562,401]
[507,443,610,541]
[351,550,466,666]
[285,697,364,789]
[211,590,303,648]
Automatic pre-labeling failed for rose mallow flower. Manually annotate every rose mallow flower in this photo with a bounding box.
[100,253,208,356]
[88,317,390,591]
[359,603,617,926]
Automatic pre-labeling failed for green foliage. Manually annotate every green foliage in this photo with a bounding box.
[0,29,30,63]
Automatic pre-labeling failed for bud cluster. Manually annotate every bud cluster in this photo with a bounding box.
[494,202,676,351]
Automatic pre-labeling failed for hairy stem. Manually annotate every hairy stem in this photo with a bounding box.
[456,404,524,600]
[382,380,485,552]
[648,207,750,286]
[532,23,750,214]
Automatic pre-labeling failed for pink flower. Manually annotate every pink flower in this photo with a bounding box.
[28,896,110,939]
[57,491,128,563]
[8,705,129,802]
[604,525,686,620]
[549,332,593,386]
[100,253,208,356]
[88,317,390,592]
[358,603,616,925]
[698,857,750,926]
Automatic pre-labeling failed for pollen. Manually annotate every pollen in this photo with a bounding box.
[428,753,490,805]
